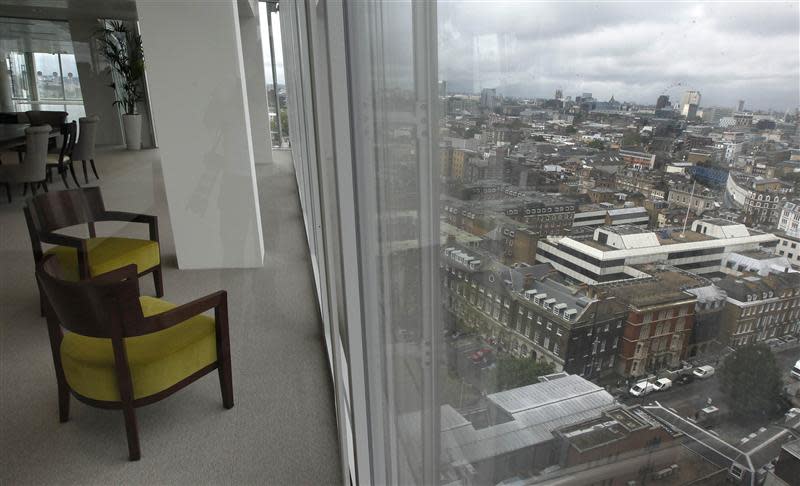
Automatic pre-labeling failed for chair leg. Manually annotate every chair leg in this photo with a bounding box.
[31,183,38,196]
[219,354,234,409]
[60,169,69,189]
[82,160,89,183]
[22,182,28,196]
[122,406,141,461]
[69,163,81,187]
[2,183,10,203]
[58,381,70,423]
[90,159,99,180]
[153,267,164,298]
[41,181,49,193]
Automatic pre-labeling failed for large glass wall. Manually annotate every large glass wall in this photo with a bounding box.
[286,1,800,485]
[259,1,289,148]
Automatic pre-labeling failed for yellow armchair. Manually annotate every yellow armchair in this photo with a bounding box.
[36,255,233,461]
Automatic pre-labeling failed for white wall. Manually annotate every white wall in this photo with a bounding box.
[137,0,265,269]
[239,8,273,165]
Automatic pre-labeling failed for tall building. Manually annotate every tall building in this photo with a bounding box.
[778,200,800,237]
[554,88,563,100]
[655,95,670,109]
[480,88,497,109]
[680,90,701,118]
[737,99,745,112]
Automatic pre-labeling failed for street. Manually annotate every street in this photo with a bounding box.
[620,348,800,443]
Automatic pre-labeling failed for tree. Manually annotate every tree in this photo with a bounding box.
[621,130,641,147]
[719,344,784,421]
[587,139,606,150]
[565,125,577,134]
[497,355,555,390]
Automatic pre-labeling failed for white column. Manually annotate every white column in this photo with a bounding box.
[137,0,265,269]
[0,49,13,112]
[239,8,273,165]
[67,19,125,146]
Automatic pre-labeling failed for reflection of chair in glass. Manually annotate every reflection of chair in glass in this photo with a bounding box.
[0,125,50,203]
[72,115,100,183]
[45,120,80,188]
[36,254,234,461]
[24,186,164,315]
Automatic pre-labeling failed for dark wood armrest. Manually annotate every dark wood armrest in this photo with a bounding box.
[39,232,90,278]
[98,211,159,242]
[135,290,228,336]
[39,232,84,249]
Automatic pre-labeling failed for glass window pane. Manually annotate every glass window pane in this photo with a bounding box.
[33,52,64,100]
[5,52,31,99]
[59,53,82,100]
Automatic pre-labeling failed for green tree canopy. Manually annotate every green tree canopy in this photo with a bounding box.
[565,125,577,134]
[587,139,606,150]
[497,355,554,390]
[719,344,784,421]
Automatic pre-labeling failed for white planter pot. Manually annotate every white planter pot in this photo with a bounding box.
[122,113,142,150]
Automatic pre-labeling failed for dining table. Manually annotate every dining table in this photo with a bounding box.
[0,123,60,151]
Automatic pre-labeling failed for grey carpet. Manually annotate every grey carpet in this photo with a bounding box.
[0,147,342,485]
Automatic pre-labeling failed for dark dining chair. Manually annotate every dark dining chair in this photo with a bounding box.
[0,125,50,202]
[36,254,233,460]
[24,186,164,315]
[72,115,100,183]
[45,121,80,188]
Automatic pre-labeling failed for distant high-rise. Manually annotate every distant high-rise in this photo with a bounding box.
[680,90,701,118]
[656,95,670,109]
[480,88,497,109]
[737,99,745,112]
[554,89,563,100]
[439,80,447,97]
[581,92,593,101]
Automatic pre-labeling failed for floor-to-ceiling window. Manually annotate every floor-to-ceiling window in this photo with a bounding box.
[284,1,800,485]
[1,17,85,120]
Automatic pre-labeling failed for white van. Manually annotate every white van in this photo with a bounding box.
[792,360,800,380]
[629,381,655,397]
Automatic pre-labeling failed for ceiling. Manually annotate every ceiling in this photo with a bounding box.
[0,0,138,22]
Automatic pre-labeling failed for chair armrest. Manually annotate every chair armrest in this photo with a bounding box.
[98,211,159,242]
[39,232,84,249]
[136,290,228,336]
[39,232,90,278]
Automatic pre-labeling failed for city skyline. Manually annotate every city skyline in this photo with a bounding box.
[438,1,800,112]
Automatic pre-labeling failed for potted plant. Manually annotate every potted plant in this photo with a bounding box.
[97,21,145,150]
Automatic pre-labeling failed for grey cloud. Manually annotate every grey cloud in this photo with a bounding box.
[438,1,800,110]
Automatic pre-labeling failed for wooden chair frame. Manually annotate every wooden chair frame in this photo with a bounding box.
[24,187,164,315]
[36,255,234,461]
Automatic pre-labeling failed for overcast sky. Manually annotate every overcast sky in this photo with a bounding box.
[438,1,799,111]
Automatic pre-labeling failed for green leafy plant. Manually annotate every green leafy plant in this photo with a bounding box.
[96,21,145,115]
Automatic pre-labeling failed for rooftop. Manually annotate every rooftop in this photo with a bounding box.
[596,265,707,308]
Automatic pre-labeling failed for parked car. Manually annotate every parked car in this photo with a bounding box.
[791,360,800,380]
[675,373,695,385]
[470,348,493,364]
[693,365,715,379]
[629,381,656,397]
[653,378,672,392]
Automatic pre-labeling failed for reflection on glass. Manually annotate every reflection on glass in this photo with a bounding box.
[33,52,64,100]
[60,54,82,100]
[5,52,30,99]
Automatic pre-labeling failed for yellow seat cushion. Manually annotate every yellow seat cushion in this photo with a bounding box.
[60,296,217,402]
[45,237,160,281]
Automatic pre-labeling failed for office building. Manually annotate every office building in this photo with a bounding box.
[655,94,670,109]
[480,88,498,109]
[536,220,778,285]
[593,266,702,377]
[716,272,800,347]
